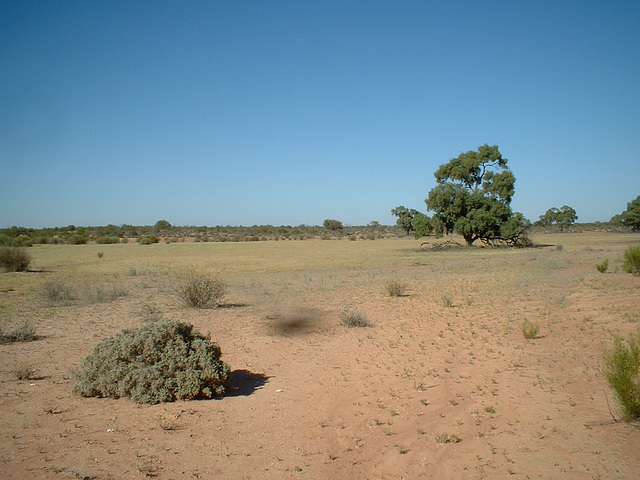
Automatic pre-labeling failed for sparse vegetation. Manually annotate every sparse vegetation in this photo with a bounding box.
[521,319,539,340]
[596,258,609,273]
[0,320,37,344]
[435,433,460,444]
[602,332,640,420]
[13,364,36,380]
[73,320,230,404]
[42,280,76,305]
[623,245,640,275]
[0,247,32,272]
[173,271,227,308]
[340,305,371,328]
[386,278,407,297]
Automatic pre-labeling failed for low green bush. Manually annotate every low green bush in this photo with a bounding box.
[96,235,119,244]
[0,247,32,272]
[138,235,159,245]
[623,245,640,275]
[73,320,230,404]
[602,332,640,420]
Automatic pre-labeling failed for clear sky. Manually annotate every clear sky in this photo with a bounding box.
[2,1,639,228]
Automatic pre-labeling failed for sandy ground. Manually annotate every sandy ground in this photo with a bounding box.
[1,234,639,479]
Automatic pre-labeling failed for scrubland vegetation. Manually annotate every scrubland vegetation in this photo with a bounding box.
[0,232,638,479]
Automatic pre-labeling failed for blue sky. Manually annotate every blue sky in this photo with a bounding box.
[2,1,639,228]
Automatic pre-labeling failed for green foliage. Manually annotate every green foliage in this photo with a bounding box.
[340,305,371,328]
[596,258,609,273]
[173,271,227,308]
[614,195,640,230]
[602,332,640,420]
[425,145,528,246]
[521,319,540,339]
[537,205,578,230]
[623,245,640,275]
[73,320,230,404]
[0,320,37,344]
[96,235,119,244]
[138,235,159,245]
[0,247,32,272]
[323,219,343,231]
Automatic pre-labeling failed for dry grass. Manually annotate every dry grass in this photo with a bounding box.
[0,232,639,479]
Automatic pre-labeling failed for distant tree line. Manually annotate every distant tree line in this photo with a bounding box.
[0,219,399,247]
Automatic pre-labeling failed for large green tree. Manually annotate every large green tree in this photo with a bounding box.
[612,195,640,230]
[425,144,528,246]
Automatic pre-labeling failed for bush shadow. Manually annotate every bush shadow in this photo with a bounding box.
[226,369,270,397]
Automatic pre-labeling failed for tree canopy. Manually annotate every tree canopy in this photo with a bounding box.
[536,206,578,230]
[425,144,529,246]
[612,195,640,230]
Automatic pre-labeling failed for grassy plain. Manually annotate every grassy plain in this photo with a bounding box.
[1,232,639,479]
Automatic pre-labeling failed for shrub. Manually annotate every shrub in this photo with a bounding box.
[173,271,227,308]
[386,279,407,297]
[96,235,119,244]
[0,320,37,344]
[84,284,128,303]
[623,245,640,275]
[73,320,230,404]
[602,332,640,420]
[596,259,609,273]
[521,319,539,339]
[42,281,76,305]
[340,305,371,328]
[0,247,32,272]
[138,235,159,245]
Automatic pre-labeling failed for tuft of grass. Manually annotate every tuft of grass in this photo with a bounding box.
[173,271,227,308]
[85,284,128,303]
[623,245,640,275]
[0,247,32,272]
[442,295,454,308]
[0,320,37,344]
[521,319,540,340]
[340,305,371,328]
[596,258,609,273]
[602,332,640,420]
[435,433,460,444]
[386,279,408,297]
[13,364,36,380]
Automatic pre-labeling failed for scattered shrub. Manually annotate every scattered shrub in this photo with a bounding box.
[96,235,119,244]
[0,247,32,272]
[596,258,609,273]
[623,245,640,275]
[173,271,226,308]
[73,320,230,404]
[138,235,159,245]
[42,281,76,305]
[0,320,37,344]
[521,319,540,339]
[340,305,371,328]
[84,284,128,303]
[386,279,407,297]
[13,364,36,380]
[602,332,640,420]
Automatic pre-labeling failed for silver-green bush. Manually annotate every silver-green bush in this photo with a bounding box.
[73,320,230,404]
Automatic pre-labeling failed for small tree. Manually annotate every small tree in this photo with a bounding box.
[323,219,343,231]
[613,195,640,231]
[425,144,528,246]
[391,206,422,235]
[537,205,578,230]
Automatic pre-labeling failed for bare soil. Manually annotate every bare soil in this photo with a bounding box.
[1,233,639,479]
